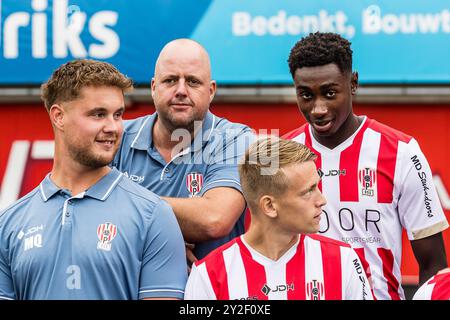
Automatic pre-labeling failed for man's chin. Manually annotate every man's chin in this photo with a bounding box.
[166,116,197,132]
[79,153,115,169]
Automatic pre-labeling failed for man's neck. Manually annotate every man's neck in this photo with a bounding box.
[243,220,299,261]
[152,118,197,163]
[51,157,111,196]
[313,113,363,149]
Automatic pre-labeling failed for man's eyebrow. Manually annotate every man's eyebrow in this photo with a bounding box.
[299,182,317,195]
[88,107,108,113]
[320,82,340,89]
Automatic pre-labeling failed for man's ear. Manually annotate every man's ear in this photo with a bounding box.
[209,80,216,103]
[150,78,156,98]
[351,71,359,95]
[49,104,65,130]
[259,195,278,219]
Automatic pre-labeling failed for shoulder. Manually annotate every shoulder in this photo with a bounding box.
[194,237,240,267]
[0,187,40,222]
[115,176,166,214]
[122,114,153,135]
[282,124,308,140]
[213,114,253,136]
[306,234,351,248]
[366,118,413,144]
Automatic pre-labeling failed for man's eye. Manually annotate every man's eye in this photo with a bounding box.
[188,79,200,85]
[300,92,312,99]
[326,91,336,98]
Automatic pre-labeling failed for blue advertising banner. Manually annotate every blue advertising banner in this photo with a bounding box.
[0,0,449,85]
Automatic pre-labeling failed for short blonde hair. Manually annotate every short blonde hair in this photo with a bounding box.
[41,59,133,111]
[239,136,317,208]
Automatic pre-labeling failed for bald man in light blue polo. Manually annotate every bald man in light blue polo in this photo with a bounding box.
[112,39,254,261]
[0,60,187,300]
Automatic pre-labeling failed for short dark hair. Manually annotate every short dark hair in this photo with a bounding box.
[288,32,353,78]
[41,59,133,111]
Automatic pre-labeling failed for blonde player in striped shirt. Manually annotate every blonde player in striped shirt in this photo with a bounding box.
[184,137,373,300]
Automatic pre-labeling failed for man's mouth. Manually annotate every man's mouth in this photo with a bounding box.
[311,119,333,133]
[96,139,116,147]
[170,101,193,107]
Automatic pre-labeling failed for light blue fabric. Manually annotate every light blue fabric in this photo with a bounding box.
[0,168,187,300]
[113,111,254,259]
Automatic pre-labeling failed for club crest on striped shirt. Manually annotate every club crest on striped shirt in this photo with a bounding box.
[186,172,203,197]
[97,222,117,252]
[306,279,324,300]
[359,167,376,197]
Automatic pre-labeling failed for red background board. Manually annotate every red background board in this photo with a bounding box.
[0,102,449,284]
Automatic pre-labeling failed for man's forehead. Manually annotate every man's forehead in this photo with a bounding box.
[155,53,210,77]
[294,64,350,86]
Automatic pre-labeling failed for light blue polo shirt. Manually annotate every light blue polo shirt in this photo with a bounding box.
[0,168,187,300]
[112,111,254,259]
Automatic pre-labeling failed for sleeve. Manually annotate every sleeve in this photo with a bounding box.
[0,217,16,300]
[184,263,217,300]
[200,127,255,195]
[396,138,449,240]
[412,278,434,300]
[342,247,374,300]
[138,200,188,299]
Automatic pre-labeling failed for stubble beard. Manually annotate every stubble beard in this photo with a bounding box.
[67,139,117,169]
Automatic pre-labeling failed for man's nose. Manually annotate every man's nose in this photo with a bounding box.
[103,115,121,133]
[175,79,188,97]
[311,100,328,115]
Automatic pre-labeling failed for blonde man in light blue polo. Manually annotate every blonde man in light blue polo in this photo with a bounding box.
[0,60,187,300]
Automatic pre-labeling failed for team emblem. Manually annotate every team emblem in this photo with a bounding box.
[97,222,117,252]
[306,279,324,300]
[359,167,376,197]
[186,172,203,197]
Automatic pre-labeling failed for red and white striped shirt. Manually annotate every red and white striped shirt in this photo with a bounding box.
[184,234,373,300]
[283,116,449,300]
[413,270,450,300]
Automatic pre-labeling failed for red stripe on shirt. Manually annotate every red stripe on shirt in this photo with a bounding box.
[430,273,450,300]
[286,235,306,300]
[282,124,307,140]
[304,126,322,192]
[354,247,377,300]
[203,243,235,300]
[236,237,268,300]
[339,120,369,202]
[377,248,401,300]
[320,240,342,300]
[376,134,397,203]
[367,119,412,204]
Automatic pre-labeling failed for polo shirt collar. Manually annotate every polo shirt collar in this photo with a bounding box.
[130,113,157,151]
[39,174,62,202]
[84,168,123,201]
[130,111,217,153]
[39,168,123,202]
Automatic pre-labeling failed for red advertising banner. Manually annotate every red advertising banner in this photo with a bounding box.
[1,102,449,284]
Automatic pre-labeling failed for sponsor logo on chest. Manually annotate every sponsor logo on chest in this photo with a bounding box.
[123,171,145,184]
[18,224,44,251]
